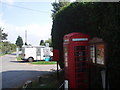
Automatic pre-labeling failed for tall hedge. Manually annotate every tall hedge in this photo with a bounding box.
[51,2,120,88]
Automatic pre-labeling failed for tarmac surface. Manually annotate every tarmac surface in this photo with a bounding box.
[0,52,57,88]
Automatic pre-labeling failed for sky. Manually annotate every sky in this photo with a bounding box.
[1,0,117,45]
[0,0,53,46]
[0,0,76,46]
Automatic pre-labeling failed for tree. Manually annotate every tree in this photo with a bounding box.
[15,36,23,48]
[40,40,45,46]
[76,0,96,2]
[25,42,28,45]
[0,27,8,41]
[0,41,16,54]
[51,0,70,19]
[45,38,52,47]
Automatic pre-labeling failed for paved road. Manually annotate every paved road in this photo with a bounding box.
[0,53,57,88]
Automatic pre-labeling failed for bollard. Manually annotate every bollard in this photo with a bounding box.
[23,80,32,90]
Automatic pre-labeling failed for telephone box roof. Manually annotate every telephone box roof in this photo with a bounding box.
[64,32,89,39]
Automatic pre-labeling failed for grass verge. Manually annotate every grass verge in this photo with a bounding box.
[0,52,13,56]
[16,56,22,61]
[31,61,57,65]
[0,53,6,56]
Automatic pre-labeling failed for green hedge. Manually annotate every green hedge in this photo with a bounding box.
[51,2,120,88]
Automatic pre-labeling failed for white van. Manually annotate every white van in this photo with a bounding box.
[21,46,45,62]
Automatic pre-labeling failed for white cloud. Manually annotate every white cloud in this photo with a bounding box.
[1,0,54,3]
[0,13,4,26]
[13,24,52,45]
[1,0,15,4]
[0,13,52,45]
[25,24,51,39]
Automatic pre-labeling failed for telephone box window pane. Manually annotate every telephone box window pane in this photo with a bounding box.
[90,45,95,63]
[96,44,105,65]
[65,57,68,67]
[75,51,86,56]
[77,62,86,67]
[77,68,86,72]
[74,46,86,51]
[64,47,68,79]
[64,47,68,66]
[80,46,86,50]
[75,57,86,61]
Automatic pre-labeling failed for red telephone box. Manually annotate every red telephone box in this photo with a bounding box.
[63,32,90,89]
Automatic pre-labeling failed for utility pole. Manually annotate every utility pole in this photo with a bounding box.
[25,30,27,45]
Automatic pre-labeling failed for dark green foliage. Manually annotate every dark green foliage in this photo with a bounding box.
[45,38,52,47]
[51,2,120,88]
[15,36,23,48]
[51,1,70,20]
[0,41,16,54]
[0,27,16,54]
[0,27,8,40]
[40,39,53,47]
[40,40,45,46]
[25,42,28,45]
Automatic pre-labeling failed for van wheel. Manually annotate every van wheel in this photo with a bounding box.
[28,57,34,62]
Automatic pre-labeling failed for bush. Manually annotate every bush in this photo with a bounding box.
[0,41,16,55]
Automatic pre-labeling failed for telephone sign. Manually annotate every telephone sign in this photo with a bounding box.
[72,38,88,41]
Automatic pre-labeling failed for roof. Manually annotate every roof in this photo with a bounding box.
[89,37,104,43]
[64,32,90,39]
[22,45,45,48]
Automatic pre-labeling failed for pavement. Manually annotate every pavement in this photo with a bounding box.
[0,52,58,89]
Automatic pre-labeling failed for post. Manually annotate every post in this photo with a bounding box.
[25,30,27,45]
[57,61,59,80]
[101,70,106,89]
[16,47,19,57]
[64,80,68,90]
